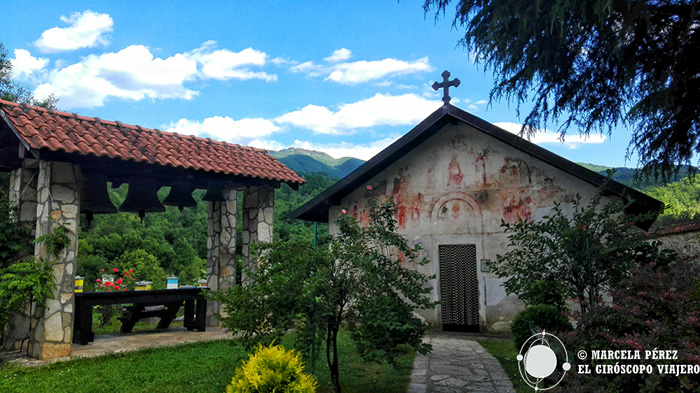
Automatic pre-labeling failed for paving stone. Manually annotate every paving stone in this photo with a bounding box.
[408,332,515,392]
[0,327,233,367]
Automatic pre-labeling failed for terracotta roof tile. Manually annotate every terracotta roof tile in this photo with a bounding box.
[653,221,700,237]
[0,99,304,186]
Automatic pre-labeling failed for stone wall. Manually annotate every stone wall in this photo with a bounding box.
[658,232,700,260]
[29,161,81,359]
[204,185,274,326]
[241,186,274,282]
[205,188,237,326]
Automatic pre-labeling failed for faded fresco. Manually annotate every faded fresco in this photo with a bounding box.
[331,122,609,332]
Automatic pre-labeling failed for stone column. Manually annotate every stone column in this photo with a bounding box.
[2,165,38,351]
[241,186,274,282]
[29,161,81,359]
[205,188,237,326]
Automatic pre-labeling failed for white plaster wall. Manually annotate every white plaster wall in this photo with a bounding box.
[329,122,620,331]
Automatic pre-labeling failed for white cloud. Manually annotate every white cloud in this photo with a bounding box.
[11,49,48,78]
[34,10,113,53]
[34,45,198,108]
[494,122,607,148]
[275,93,441,135]
[466,99,488,112]
[326,57,431,84]
[288,138,399,160]
[289,49,432,84]
[290,61,325,76]
[247,138,287,151]
[164,116,280,145]
[324,48,352,63]
[271,57,296,66]
[187,41,277,82]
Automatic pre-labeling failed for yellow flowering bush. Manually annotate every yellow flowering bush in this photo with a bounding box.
[226,344,317,393]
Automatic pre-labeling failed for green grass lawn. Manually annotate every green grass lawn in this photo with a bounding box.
[477,340,531,393]
[0,331,413,393]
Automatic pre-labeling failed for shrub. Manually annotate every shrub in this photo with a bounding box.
[349,292,431,363]
[511,304,573,350]
[227,343,317,393]
[520,280,568,311]
[561,257,700,393]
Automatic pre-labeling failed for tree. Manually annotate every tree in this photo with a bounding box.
[0,42,57,108]
[424,1,700,180]
[212,198,436,393]
[493,190,671,315]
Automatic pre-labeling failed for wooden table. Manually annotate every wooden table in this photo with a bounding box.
[73,287,208,345]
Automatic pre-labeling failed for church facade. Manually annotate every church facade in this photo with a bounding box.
[291,103,661,332]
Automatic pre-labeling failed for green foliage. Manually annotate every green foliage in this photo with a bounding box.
[213,241,318,348]
[519,280,567,311]
[0,258,55,337]
[213,197,435,393]
[77,185,209,289]
[647,176,700,225]
[0,181,58,340]
[227,343,318,393]
[115,249,166,289]
[494,190,663,314]
[77,172,335,291]
[562,257,700,392]
[0,333,414,393]
[348,292,430,364]
[425,1,700,180]
[0,189,31,269]
[577,163,695,189]
[274,173,336,244]
[510,305,573,351]
[35,222,71,259]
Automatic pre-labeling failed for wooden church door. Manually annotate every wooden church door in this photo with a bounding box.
[439,244,480,332]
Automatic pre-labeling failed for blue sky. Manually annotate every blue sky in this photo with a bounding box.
[1,1,637,167]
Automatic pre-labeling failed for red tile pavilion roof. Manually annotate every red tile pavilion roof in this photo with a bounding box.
[0,99,304,186]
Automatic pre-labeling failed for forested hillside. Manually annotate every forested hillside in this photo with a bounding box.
[270,148,364,178]
[577,162,695,189]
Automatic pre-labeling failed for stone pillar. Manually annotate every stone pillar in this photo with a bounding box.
[29,161,81,359]
[2,165,38,351]
[205,187,237,326]
[241,186,274,282]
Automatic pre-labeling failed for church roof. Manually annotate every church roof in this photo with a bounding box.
[0,99,304,187]
[290,104,663,229]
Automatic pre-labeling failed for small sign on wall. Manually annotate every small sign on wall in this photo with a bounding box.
[481,259,492,272]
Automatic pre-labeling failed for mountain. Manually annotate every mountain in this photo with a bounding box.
[577,163,695,190]
[270,148,365,178]
[268,148,693,190]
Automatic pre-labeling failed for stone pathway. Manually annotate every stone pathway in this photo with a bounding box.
[0,326,231,367]
[408,332,516,393]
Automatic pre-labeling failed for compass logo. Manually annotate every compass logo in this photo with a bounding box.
[516,330,571,391]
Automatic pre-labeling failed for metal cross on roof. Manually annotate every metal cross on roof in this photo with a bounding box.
[432,70,461,104]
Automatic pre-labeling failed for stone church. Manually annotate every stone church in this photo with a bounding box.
[291,102,662,333]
